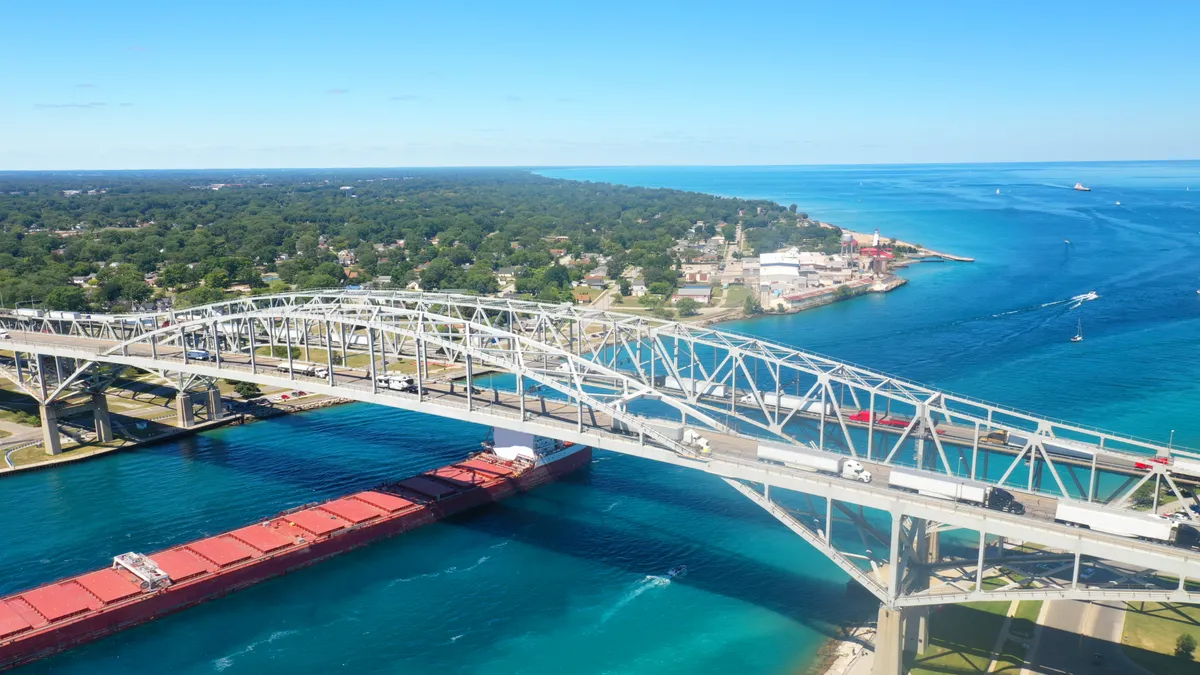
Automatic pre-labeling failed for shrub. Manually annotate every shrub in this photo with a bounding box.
[1176,633,1196,658]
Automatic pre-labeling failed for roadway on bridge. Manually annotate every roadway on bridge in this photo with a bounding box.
[6,329,1200,603]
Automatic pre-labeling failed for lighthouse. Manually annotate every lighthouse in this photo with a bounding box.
[872,228,880,248]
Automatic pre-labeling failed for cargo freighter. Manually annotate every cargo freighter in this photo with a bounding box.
[0,429,590,671]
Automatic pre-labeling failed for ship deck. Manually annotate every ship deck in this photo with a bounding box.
[0,451,528,646]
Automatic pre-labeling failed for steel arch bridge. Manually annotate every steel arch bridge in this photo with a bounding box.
[3,290,1199,671]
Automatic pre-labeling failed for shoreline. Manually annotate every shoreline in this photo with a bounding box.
[811,623,876,675]
[0,395,353,476]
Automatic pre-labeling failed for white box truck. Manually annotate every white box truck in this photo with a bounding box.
[888,468,1025,514]
[1170,457,1200,480]
[739,393,832,415]
[1054,500,1176,542]
[276,362,329,378]
[757,442,872,483]
[662,376,726,398]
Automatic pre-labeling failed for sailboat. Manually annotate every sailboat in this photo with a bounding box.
[995,188,1001,195]
[1071,319,1083,343]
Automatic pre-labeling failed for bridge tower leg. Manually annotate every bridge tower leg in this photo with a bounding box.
[904,518,936,655]
[874,605,905,675]
[39,402,62,456]
[91,392,113,443]
[206,388,223,421]
[177,392,195,428]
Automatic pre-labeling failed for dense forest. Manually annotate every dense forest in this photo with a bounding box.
[0,169,797,311]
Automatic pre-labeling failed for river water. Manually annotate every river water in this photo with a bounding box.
[4,162,1200,674]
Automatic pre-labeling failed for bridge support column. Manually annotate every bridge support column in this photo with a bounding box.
[91,392,113,443]
[206,388,223,421]
[39,403,63,456]
[176,392,195,428]
[874,605,905,675]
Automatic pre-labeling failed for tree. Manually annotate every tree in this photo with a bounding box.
[744,296,764,315]
[648,281,673,296]
[297,273,339,290]
[420,258,458,289]
[789,204,798,214]
[44,286,88,312]
[721,223,737,242]
[1176,633,1196,658]
[544,264,571,290]
[203,269,230,289]
[463,265,498,294]
[619,278,631,296]
[676,297,701,317]
[834,285,852,300]
[225,379,262,399]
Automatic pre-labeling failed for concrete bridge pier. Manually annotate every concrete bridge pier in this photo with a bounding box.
[874,603,930,675]
[91,392,113,443]
[206,388,223,421]
[39,403,62,456]
[177,392,195,428]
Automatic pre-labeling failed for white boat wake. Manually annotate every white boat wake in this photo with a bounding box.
[600,575,671,623]
[1068,291,1099,309]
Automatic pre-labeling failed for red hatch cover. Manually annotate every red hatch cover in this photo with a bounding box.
[400,476,458,499]
[76,569,141,604]
[459,459,514,477]
[353,491,414,513]
[431,467,487,486]
[0,601,32,638]
[152,549,210,581]
[286,509,348,536]
[230,525,295,553]
[187,537,254,568]
[21,584,92,622]
[320,498,384,524]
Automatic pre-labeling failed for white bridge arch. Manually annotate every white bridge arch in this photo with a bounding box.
[3,290,1200,673]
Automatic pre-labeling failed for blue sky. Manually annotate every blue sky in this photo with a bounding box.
[2,1,1197,169]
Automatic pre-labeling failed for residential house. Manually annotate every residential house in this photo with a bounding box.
[496,266,523,284]
[630,277,648,297]
[671,285,713,305]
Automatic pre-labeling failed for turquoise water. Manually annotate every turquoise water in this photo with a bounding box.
[6,162,1200,674]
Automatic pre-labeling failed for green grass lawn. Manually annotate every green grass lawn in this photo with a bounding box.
[1123,601,1200,674]
[723,284,749,308]
[907,604,1010,674]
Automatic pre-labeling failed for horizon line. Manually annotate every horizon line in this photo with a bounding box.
[2,158,1200,175]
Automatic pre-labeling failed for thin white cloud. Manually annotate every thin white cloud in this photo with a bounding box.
[34,102,106,109]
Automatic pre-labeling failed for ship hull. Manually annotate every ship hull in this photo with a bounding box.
[0,446,591,670]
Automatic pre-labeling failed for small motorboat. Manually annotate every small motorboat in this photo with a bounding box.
[667,565,688,579]
[1074,183,1091,192]
[1064,239,1070,244]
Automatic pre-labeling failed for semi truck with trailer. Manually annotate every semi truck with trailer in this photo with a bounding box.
[757,442,872,483]
[887,468,1025,514]
[1054,501,1177,542]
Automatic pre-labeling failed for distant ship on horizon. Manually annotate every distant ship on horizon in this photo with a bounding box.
[1074,183,1091,192]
